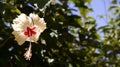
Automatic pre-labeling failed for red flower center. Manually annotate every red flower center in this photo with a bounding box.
[24,27,36,37]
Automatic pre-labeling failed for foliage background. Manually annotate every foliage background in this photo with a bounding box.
[0,0,120,67]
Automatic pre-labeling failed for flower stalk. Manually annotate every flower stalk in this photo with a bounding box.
[24,42,32,60]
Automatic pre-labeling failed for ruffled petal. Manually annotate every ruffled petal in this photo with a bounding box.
[29,13,39,23]
[29,13,46,30]
[29,13,46,42]
[12,13,34,31]
[12,21,27,32]
[12,31,27,45]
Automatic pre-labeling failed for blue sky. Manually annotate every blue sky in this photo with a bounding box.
[90,0,112,27]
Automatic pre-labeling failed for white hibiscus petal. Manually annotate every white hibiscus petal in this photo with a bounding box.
[12,31,27,45]
[12,24,23,31]
[29,13,39,23]
[39,24,46,32]
[18,14,28,21]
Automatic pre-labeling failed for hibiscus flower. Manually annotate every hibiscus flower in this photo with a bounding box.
[12,13,46,45]
[12,13,46,60]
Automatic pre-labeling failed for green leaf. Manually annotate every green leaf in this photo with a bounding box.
[14,54,20,61]
[79,7,88,17]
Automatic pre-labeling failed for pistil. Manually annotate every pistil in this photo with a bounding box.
[24,27,36,37]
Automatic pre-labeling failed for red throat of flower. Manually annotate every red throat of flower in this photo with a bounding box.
[24,27,36,37]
